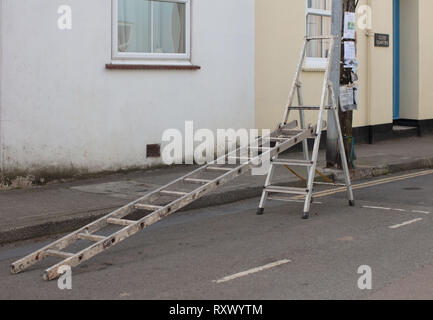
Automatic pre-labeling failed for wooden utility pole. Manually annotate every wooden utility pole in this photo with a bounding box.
[328,0,357,169]
[337,0,357,169]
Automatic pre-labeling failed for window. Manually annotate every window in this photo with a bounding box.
[112,0,191,62]
[305,0,332,69]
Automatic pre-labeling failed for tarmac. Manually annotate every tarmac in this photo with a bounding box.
[1,135,432,244]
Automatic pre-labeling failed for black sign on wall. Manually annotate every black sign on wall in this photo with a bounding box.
[374,33,390,47]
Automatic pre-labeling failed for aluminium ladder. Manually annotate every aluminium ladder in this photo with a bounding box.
[257,35,355,219]
[10,36,354,281]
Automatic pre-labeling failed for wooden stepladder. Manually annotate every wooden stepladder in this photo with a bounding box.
[10,36,354,281]
[256,35,355,219]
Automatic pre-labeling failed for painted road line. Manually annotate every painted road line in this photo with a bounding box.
[363,206,431,215]
[292,169,433,200]
[213,259,291,284]
[363,206,392,211]
[412,210,431,215]
[362,206,408,213]
[389,218,423,229]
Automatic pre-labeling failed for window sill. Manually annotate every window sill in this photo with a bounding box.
[106,63,201,70]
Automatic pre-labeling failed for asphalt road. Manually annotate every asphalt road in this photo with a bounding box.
[1,170,432,299]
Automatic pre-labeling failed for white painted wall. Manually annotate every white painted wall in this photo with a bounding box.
[0,0,255,175]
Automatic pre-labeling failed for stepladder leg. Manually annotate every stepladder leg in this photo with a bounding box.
[302,165,315,219]
[257,157,277,215]
[329,89,355,206]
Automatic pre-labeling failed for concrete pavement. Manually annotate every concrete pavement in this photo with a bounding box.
[1,170,432,299]
[1,135,433,244]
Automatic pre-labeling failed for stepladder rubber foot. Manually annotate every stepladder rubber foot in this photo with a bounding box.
[257,208,265,215]
[349,200,355,207]
[302,212,310,220]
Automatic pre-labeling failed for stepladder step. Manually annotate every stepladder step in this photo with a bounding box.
[272,159,313,167]
[289,105,334,111]
[265,186,309,195]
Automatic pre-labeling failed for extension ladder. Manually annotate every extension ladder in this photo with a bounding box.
[10,36,354,280]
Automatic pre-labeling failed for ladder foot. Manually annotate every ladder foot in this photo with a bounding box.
[257,208,265,215]
[302,212,310,220]
[349,200,355,207]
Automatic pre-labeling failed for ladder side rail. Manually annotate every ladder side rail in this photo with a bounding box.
[282,39,308,126]
[303,37,335,218]
[315,37,335,135]
[257,144,280,215]
[296,84,311,183]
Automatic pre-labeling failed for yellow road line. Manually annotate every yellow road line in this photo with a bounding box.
[292,169,433,200]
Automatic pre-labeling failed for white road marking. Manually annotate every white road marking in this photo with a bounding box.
[363,206,431,215]
[412,210,430,215]
[363,206,392,211]
[389,218,423,229]
[213,259,291,284]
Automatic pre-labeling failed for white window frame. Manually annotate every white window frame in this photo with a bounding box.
[305,1,332,69]
[112,0,191,64]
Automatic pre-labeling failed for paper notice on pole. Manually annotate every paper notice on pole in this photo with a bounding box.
[344,12,356,39]
[344,41,357,68]
[344,42,356,60]
[340,85,357,112]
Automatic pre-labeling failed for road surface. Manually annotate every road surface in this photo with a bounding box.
[1,170,432,299]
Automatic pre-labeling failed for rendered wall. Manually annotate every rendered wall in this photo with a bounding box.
[418,0,433,120]
[0,0,255,175]
[255,0,394,131]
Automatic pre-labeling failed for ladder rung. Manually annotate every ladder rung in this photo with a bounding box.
[290,106,333,111]
[266,186,309,195]
[273,159,313,167]
[134,203,164,211]
[78,233,106,242]
[107,218,136,226]
[314,182,347,187]
[160,190,188,196]
[267,196,305,203]
[265,137,291,142]
[227,156,251,161]
[281,120,299,130]
[46,250,74,259]
[306,35,333,41]
[206,166,233,172]
[249,147,271,150]
[280,129,303,136]
[184,178,212,184]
